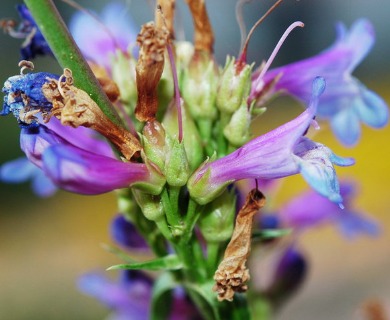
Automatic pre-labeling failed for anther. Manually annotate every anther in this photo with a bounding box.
[18,60,34,75]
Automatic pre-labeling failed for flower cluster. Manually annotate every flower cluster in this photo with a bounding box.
[0,1,387,319]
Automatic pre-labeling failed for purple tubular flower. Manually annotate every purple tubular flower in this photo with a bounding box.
[189,77,354,205]
[69,2,138,70]
[279,181,380,238]
[111,214,149,250]
[0,157,57,197]
[259,19,388,146]
[19,122,152,195]
[14,4,52,60]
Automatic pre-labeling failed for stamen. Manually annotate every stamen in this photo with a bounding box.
[157,5,183,142]
[167,44,183,142]
[18,60,34,75]
[236,0,253,51]
[252,21,304,94]
[238,0,284,65]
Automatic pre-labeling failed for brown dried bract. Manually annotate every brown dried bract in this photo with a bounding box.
[134,22,169,122]
[185,0,214,53]
[42,68,141,160]
[89,63,120,103]
[213,189,265,302]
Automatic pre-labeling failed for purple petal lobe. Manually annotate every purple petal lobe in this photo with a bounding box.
[42,144,149,195]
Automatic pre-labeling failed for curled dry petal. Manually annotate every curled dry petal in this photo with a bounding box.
[42,68,141,160]
[213,189,265,301]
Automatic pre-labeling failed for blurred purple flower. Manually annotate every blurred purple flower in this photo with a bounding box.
[279,181,380,238]
[19,118,152,195]
[69,2,138,70]
[265,246,308,309]
[111,214,149,250]
[254,19,388,146]
[78,270,200,320]
[78,271,152,320]
[0,156,56,197]
[189,77,354,205]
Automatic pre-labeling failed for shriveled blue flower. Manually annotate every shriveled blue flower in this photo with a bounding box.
[1,4,52,60]
[188,77,354,205]
[257,19,388,146]
[1,72,58,128]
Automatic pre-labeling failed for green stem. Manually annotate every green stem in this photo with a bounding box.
[206,242,221,274]
[181,199,201,244]
[161,187,182,236]
[24,0,121,126]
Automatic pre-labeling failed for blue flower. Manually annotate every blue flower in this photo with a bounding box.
[259,19,388,146]
[111,214,149,250]
[2,5,52,60]
[0,156,56,197]
[188,77,354,205]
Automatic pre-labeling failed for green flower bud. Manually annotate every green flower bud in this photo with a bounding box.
[181,53,219,120]
[223,100,252,147]
[142,120,167,170]
[165,139,190,187]
[162,103,204,171]
[175,41,195,73]
[199,189,236,243]
[111,49,137,106]
[132,190,164,221]
[216,56,253,114]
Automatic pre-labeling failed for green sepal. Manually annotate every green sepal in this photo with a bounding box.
[199,189,236,243]
[165,139,190,187]
[107,254,183,271]
[216,56,253,114]
[131,152,166,195]
[141,121,167,171]
[223,99,252,147]
[181,55,219,120]
[132,189,164,221]
[252,228,291,241]
[162,103,204,171]
[188,155,232,205]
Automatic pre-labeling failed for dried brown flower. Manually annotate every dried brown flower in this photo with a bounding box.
[134,22,169,122]
[89,63,120,103]
[185,0,214,53]
[213,188,265,302]
[42,68,141,160]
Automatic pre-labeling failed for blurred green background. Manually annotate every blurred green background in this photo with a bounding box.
[0,0,389,319]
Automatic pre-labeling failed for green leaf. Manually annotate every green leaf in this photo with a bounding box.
[107,254,183,271]
[252,228,291,241]
[151,272,177,320]
[184,281,221,320]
